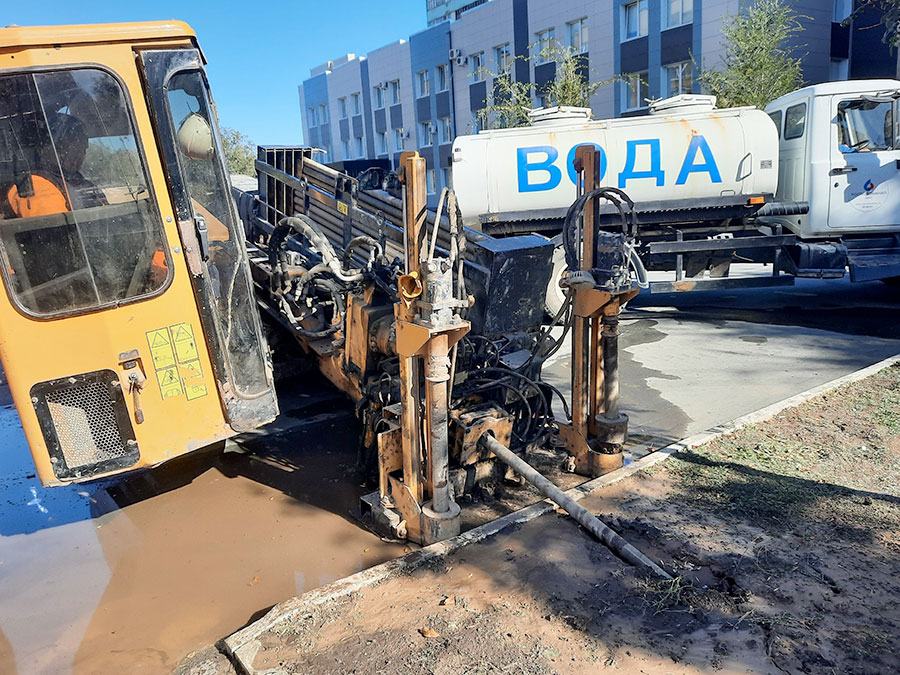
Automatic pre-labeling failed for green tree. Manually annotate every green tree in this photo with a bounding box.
[478,40,618,130]
[478,66,534,129]
[538,41,616,109]
[848,1,900,48]
[220,126,257,175]
[698,0,805,109]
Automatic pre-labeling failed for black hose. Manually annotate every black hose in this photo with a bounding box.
[562,187,636,271]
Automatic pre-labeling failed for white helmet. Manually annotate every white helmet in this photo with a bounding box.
[176,112,215,161]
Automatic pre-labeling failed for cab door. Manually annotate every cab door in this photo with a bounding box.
[138,48,278,429]
[829,93,900,232]
[0,46,276,486]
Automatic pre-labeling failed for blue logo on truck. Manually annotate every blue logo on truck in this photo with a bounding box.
[864,179,876,194]
[516,135,723,193]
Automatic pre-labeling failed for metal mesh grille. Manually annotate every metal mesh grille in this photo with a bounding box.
[45,381,128,469]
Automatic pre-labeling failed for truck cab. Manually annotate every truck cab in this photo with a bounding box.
[765,80,900,239]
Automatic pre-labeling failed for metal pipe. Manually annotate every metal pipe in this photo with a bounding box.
[425,333,452,513]
[601,313,619,418]
[480,434,671,579]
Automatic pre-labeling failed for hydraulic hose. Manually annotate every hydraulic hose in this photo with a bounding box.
[278,215,363,282]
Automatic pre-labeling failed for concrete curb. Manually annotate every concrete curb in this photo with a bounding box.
[223,352,900,673]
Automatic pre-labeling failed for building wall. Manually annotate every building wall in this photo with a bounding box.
[409,22,453,190]
[300,0,896,195]
[366,40,415,165]
[448,0,516,137]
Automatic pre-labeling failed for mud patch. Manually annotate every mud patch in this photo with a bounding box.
[241,364,900,674]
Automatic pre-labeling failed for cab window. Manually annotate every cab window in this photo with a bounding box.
[767,110,782,139]
[0,68,169,316]
[783,102,806,140]
[837,98,897,153]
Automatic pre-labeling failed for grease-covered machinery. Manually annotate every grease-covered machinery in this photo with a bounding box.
[2,22,603,548]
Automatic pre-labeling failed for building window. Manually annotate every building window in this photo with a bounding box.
[833,0,852,22]
[351,93,361,115]
[389,79,401,105]
[426,168,436,194]
[417,70,431,97]
[494,43,511,73]
[377,131,388,154]
[623,0,648,40]
[567,18,588,53]
[437,64,449,92]
[438,116,452,144]
[784,102,807,140]
[441,167,452,190]
[537,93,550,109]
[419,121,434,146]
[472,110,484,133]
[338,97,348,118]
[664,0,693,29]
[534,29,555,64]
[320,103,328,120]
[664,61,693,97]
[355,136,364,158]
[393,128,404,151]
[374,85,385,109]
[623,71,648,110]
[342,139,351,160]
[308,107,318,126]
[470,51,486,82]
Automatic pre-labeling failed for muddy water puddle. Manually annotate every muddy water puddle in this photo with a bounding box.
[0,392,405,674]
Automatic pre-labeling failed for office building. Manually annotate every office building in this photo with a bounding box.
[299,0,895,200]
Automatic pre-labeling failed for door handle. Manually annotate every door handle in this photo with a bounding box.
[194,214,210,261]
[831,166,858,175]
[128,371,146,424]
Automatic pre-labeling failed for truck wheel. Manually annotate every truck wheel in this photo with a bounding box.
[545,236,567,316]
[881,276,900,286]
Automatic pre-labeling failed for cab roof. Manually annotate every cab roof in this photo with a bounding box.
[0,20,197,50]
[766,79,900,109]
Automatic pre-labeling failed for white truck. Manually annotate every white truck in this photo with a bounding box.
[452,80,900,309]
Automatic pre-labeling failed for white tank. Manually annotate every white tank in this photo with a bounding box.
[452,96,780,227]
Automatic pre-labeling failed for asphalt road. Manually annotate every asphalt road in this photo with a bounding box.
[1,269,898,674]
[544,268,900,456]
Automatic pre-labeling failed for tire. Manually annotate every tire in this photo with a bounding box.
[545,235,567,317]
[880,276,900,286]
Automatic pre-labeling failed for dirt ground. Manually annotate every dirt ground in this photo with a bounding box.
[238,364,900,675]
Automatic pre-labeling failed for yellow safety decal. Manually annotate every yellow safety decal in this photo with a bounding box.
[170,322,200,363]
[156,365,184,399]
[146,328,176,369]
[146,323,208,401]
[337,200,349,215]
[179,359,209,401]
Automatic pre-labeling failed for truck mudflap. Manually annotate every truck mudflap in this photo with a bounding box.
[845,235,900,282]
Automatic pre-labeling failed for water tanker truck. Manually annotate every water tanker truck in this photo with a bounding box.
[452,80,900,310]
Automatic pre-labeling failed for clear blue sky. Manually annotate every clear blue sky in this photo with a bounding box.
[8,1,425,144]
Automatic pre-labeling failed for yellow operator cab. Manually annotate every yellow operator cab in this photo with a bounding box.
[0,22,278,485]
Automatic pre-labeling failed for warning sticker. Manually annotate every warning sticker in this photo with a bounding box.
[146,328,176,370]
[170,322,200,363]
[156,365,183,399]
[179,358,209,400]
[146,323,207,401]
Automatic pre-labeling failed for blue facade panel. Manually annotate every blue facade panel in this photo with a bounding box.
[409,22,452,199]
